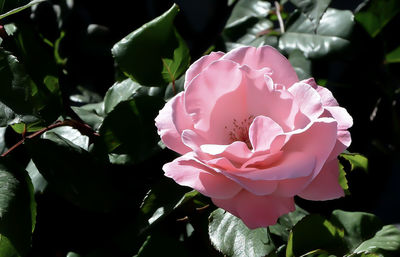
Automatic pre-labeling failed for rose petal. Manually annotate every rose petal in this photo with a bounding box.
[288,82,323,122]
[249,115,284,152]
[298,159,344,200]
[212,190,295,229]
[222,45,299,87]
[274,176,312,197]
[184,51,224,89]
[163,153,242,199]
[327,130,352,161]
[200,141,253,164]
[155,93,192,154]
[235,151,316,180]
[325,106,353,130]
[283,118,338,179]
[185,59,248,144]
[316,86,339,107]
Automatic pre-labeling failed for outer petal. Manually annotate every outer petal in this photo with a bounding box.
[155,93,192,154]
[283,118,338,180]
[327,130,352,161]
[249,115,284,152]
[184,51,224,89]
[163,153,242,199]
[288,82,324,122]
[298,159,344,200]
[222,46,299,87]
[316,86,339,107]
[325,106,353,130]
[212,190,295,229]
[235,151,316,180]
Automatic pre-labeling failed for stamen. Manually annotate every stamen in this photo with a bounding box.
[225,115,255,149]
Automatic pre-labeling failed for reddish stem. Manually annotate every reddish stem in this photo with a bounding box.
[1,119,99,157]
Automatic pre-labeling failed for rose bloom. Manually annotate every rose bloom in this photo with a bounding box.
[155,46,352,229]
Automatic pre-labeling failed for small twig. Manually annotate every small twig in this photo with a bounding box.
[195,204,210,211]
[176,216,189,222]
[274,1,285,34]
[1,119,99,157]
[172,79,176,96]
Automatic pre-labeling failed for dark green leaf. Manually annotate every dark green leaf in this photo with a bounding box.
[104,79,141,114]
[208,208,275,257]
[71,103,104,131]
[269,205,309,241]
[286,214,345,257]
[289,0,331,29]
[134,232,190,257]
[330,210,383,253]
[352,225,400,255]
[111,4,190,87]
[355,0,400,38]
[288,50,312,80]
[0,158,36,257]
[279,8,354,58]
[100,95,164,164]
[385,46,400,63]
[225,0,271,29]
[26,132,122,212]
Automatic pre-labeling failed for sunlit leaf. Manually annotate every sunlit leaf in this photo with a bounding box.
[208,208,275,257]
[385,46,400,63]
[111,4,190,87]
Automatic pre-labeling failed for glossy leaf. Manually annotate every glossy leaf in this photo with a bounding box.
[26,132,122,212]
[209,208,275,257]
[71,103,105,131]
[111,4,190,87]
[289,0,331,29]
[355,0,400,38]
[338,162,349,194]
[0,0,45,20]
[279,8,354,58]
[288,50,312,80]
[225,0,271,28]
[351,225,400,255]
[269,205,309,242]
[100,95,164,164]
[286,214,345,257]
[0,158,36,257]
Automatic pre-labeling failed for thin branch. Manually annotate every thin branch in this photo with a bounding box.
[1,119,99,157]
[274,1,285,34]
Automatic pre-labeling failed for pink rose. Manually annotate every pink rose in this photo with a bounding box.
[155,46,352,229]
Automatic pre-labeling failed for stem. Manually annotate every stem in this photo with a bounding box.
[275,1,285,34]
[172,79,176,96]
[1,119,99,157]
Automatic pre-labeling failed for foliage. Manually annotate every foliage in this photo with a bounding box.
[0,0,400,256]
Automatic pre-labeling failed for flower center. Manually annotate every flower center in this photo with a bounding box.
[225,115,255,149]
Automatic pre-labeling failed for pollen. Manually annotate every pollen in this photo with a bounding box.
[225,115,255,149]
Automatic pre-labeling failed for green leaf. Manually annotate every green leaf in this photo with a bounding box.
[0,127,6,154]
[25,160,47,194]
[269,205,309,242]
[385,46,400,63]
[340,152,368,172]
[100,95,164,164]
[208,208,276,257]
[338,162,349,194]
[25,133,122,212]
[0,158,36,257]
[355,0,400,38]
[286,214,345,257]
[353,225,400,255]
[0,49,37,116]
[0,0,45,20]
[288,50,312,80]
[279,8,354,58]
[111,4,190,87]
[134,231,190,257]
[330,210,383,254]
[104,79,141,114]
[223,0,274,50]
[71,103,105,131]
[289,0,331,29]
[225,0,271,28]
